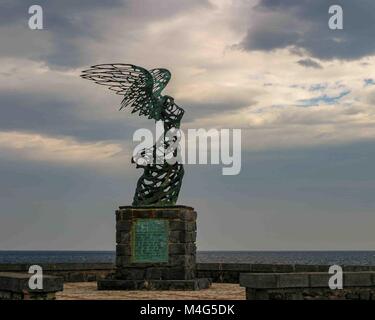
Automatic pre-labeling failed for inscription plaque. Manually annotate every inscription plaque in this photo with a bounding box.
[132,219,169,263]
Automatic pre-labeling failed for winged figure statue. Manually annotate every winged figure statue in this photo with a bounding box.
[81,64,184,207]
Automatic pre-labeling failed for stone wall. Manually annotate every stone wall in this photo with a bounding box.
[0,263,374,284]
[240,272,375,300]
[196,263,375,283]
[0,263,113,282]
[245,287,375,300]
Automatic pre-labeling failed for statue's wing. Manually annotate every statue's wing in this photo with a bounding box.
[81,64,157,119]
[150,68,171,96]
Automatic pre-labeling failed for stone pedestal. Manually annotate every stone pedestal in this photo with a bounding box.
[0,272,63,300]
[98,206,211,290]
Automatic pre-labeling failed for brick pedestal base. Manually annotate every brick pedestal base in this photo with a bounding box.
[98,206,211,291]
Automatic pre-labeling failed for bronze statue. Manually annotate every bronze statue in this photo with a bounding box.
[81,64,184,207]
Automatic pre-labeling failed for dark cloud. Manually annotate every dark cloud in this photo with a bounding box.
[297,58,322,69]
[0,0,212,68]
[1,0,128,40]
[181,99,254,122]
[0,0,125,67]
[364,79,375,87]
[1,140,375,249]
[0,92,141,142]
[0,90,248,142]
[240,0,375,60]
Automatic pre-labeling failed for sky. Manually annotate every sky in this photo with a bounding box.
[0,0,375,250]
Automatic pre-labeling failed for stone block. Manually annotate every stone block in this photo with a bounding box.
[169,255,195,267]
[169,221,196,232]
[116,255,133,267]
[343,266,371,272]
[66,273,84,282]
[278,273,309,288]
[145,267,163,280]
[246,288,269,300]
[240,273,278,289]
[115,268,146,280]
[293,265,312,272]
[116,221,132,232]
[241,272,375,300]
[196,263,221,271]
[309,273,331,287]
[221,263,252,272]
[294,265,328,272]
[116,210,133,221]
[0,272,63,300]
[169,231,196,243]
[344,272,373,287]
[162,267,195,280]
[250,264,293,273]
[169,243,196,255]
[159,210,183,219]
[180,210,197,221]
[116,244,132,256]
[116,231,131,244]
[271,264,295,273]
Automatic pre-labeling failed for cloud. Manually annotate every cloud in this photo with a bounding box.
[364,78,375,87]
[297,58,322,69]
[239,0,375,60]
[1,0,375,250]
[0,131,129,169]
[188,82,375,151]
[0,0,126,67]
[1,0,213,68]
[0,58,156,143]
[3,0,375,153]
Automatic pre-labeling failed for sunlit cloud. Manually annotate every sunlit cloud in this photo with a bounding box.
[2,1,375,156]
[0,131,129,169]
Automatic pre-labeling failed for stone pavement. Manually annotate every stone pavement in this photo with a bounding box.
[56,282,245,300]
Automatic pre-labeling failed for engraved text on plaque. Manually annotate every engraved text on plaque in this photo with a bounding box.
[132,219,169,263]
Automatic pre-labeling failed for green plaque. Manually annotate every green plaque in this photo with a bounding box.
[132,219,169,263]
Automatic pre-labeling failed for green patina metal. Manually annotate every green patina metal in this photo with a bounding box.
[131,219,169,263]
[81,64,185,207]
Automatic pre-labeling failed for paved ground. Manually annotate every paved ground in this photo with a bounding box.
[56,282,245,300]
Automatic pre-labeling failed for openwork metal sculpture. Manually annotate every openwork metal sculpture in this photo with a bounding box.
[81,64,184,207]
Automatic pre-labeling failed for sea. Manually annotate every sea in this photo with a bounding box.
[0,251,375,265]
